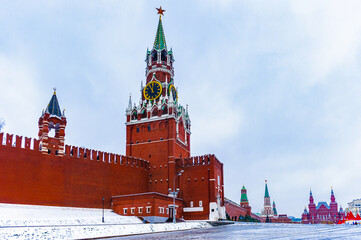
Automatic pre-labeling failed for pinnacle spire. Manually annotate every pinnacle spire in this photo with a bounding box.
[128,94,132,110]
[153,8,167,51]
[45,89,63,117]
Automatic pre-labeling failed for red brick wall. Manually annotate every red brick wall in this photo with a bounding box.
[0,133,149,209]
[225,201,248,220]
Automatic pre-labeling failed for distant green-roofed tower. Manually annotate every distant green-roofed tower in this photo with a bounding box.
[265,180,270,198]
[240,185,249,207]
[262,180,272,216]
[273,201,278,216]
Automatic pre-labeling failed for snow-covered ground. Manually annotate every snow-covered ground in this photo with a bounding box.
[0,204,210,239]
[0,203,141,226]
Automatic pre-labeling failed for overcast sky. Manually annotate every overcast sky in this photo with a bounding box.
[1,0,361,217]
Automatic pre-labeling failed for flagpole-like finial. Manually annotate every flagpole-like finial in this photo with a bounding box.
[53,87,57,95]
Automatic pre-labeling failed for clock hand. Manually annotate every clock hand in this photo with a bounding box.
[149,85,154,93]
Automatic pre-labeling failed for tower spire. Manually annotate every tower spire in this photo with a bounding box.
[264,180,270,198]
[153,7,167,50]
[45,89,63,117]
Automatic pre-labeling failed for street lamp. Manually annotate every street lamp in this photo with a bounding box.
[102,197,105,223]
[169,170,184,223]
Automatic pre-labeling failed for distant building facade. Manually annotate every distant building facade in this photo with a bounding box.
[302,188,345,224]
[348,199,361,216]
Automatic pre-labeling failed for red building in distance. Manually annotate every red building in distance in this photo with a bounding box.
[302,188,345,224]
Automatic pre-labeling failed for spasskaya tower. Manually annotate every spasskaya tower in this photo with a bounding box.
[125,7,191,194]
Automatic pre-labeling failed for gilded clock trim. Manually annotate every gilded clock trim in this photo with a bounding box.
[169,84,178,101]
[143,81,163,100]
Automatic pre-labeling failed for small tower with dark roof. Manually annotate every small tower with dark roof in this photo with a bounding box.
[38,89,67,156]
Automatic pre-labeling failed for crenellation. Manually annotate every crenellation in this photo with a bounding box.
[65,145,70,156]
[104,152,109,163]
[115,154,120,164]
[71,146,78,157]
[78,148,85,159]
[33,139,40,151]
[24,137,31,150]
[92,150,97,160]
[0,132,4,146]
[15,135,22,148]
[85,149,90,159]
[6,134,13,147]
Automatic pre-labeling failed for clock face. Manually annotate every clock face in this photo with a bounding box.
[169,84,178,101]
[144,81,162,100]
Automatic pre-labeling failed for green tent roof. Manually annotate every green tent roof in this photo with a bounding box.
[265,182,270,198]
[153,16,167,50]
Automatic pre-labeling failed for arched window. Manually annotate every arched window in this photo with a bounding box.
[152,108,158,117]
[152,51,157,62]
[161,50,167,62]
[136,126,139,132]
[162,105,168,115]
[148,125,151,131]
[132,111,138,120]
[141,109,147,119]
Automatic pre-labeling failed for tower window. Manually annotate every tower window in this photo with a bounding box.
[55,150,58,156]
[148,125,151,131]
[132,112,137,120]
[136,126,139,132]
[161,50,167,62]
[48,149,51,154]
[152,51,157,62]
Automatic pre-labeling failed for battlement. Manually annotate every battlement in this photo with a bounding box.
[0,132,40,151]
[178,154,220,167]
[63,145,149,170]
[0,132,149,170]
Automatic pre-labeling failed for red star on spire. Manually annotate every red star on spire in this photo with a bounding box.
[156,6,165,16]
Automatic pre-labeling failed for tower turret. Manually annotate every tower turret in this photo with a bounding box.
[38,89,67,156]
[240,185,249,207]
[309,189,314,204]
[308,188,317,223]
[262,180,273,216]
[273,201,278,216]
[329,187,338,218]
